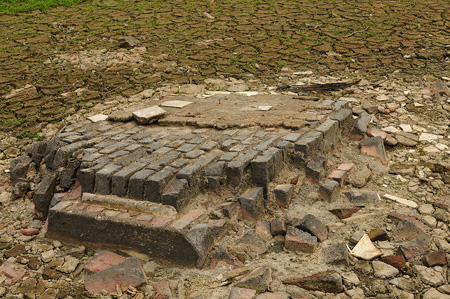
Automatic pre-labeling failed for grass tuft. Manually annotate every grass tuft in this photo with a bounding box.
[0,0,87,15]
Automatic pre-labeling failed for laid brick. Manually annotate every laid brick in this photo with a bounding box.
[294,214,328,242]
[185,149,205,159]
[285,226,317,253]
[145,166,175,202]
[99,141,129,154]
[171,209,206,230]
[319,180,340,201]
[162,179,190,210]
[283,132,302,142]
[111,163,146,197]
[78,168,95,193]
[44,137,68,169]
[294,131,323,160]
[60,159,81,189]
[200,141,218,151]
[52,140,93,169]
[94,164,122,195]
[306,157,328,183]
[251,147,283,191]
[229,144,249,152]
[33,171,57,218]
[147,151,180,170]
[330,108,352,129]
[177,154,216,186]
[219,151,239,161]
[221,139,238,149]
[147,140,169,152]
[170,158,189,169]
[128,169,154,200]
[315,119,339,151]
[239,187,264,221]
[273,184,293,208]
[177,143,197,153]
[227,150,259,187]
[152,146,172,156]
[254,135,280,151]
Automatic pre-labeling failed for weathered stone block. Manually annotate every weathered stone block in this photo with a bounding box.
[33,172,57,218]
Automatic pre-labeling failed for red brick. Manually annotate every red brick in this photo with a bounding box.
[85,250,127,274]
[153,281,173,299]
[270,218,288,236]
[423,251,447,267]
[285,226,317,253]
[399,235,430,260]
[256,292,290,299]
[229,287,256,299]
[283,271,343,293]
[209,248,243,270]
[20,228,39,236]
[0,262,27,283]
[327,170,347,186]
[337,163,355,172]
[135,213,154,223]
[388,213,425,230]
[379,255,406,270]
[171,209,206,230]
[255,220,272,241]
[150,216,173,227]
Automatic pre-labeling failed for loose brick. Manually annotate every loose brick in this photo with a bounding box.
[95,164,123,195]
[284,226,317,253]
[145,166,175,202]
[294,214,328,242]
[349,111,371,140]
[78,168,95,193]
[33,171,57,218]
[345,191,380,203]
[379,255,406,270]
[423,251,447,267]
[111,163,146,197]
[229,287,256,299]
[294,131,323,160]
[31,141,47,165]
[239,187,265,221]
[237,230,267,254]
[399,235,430,260]
[273,184,293,208]
[210,247,242,270]
[392,219,426,242]
[153,281,173,299]
[270,218,288,236]
[10,155,33,184]
[328,207,361,219]
[319,180,340,201]
[315,119,339,151]
[256,292,290,299]
[306,157,328,183]
[162,179,190,210]
[171,209,206,230]
[85,250,127,273]
[60,159,81,189]
[227,150,259,187]
[360,136,387,165]
[321,243,349,265]
[255,219,272,241]
[327,169,347,186]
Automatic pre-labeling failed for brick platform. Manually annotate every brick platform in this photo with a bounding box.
[37,95,352,267]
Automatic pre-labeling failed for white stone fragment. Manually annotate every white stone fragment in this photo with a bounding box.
[350,234,382,260]
[419,133,442,142]
[132,106,166,124]
[257,106,273,111]
[338,97,359,102]
[382,126,400,133]
[383,194,418,208]
[372,261,399,278]
[399,124,413,132]
[161,100,193,108]
[376,95,389,101]
[87,114,108,122]
[436,143,449,151]
[236,91,259,96]
[423,146,440,153]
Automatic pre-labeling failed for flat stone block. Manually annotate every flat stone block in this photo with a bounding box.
[132,106,166,124]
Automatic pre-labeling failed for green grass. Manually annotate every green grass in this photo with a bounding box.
[0,0,87,15]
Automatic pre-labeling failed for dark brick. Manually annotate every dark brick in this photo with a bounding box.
[185,149,205,159]
[219,202,236,219]
[294,214,328,242]
[334,100,349,110]
[392,219,426,242]
[294,131,323,160]
[319,180,340,201]
[147,151,180,170]
[330,108,352,129]
[145,166,175,202]
[108,150,129,159]
[185,223,215,267]
[229,144,248,152]
[251,148,283,191]
[116,148,147,166]
[379,255,406,270]
[284,226,317,253]
[328,207,361,219]
[327,169,347,186]
[221,139,238,149]
[177,143,197,153]
[305,157,328,183]
[52,140,93,169]
[152,146,172,156]
[254,135,280,151]
[199,141,218,151]
[270,218,288,236]
[255,219,272,241]
[283,271,343,293]
[177,154,216,186]
[33,172,57,218]
[283,132,302,142]
[60,159,81,189]
[219,151,238,161]
[237,230,267,254]
[368,228,389,242]
[78,168,95,193]
[239,187,264,221]
[128,169,155,200]
[274,184,293,208]
[162,179,190,210]
[315,119,339,151]
[226,150,259,187]
[44,137,68,169]
[95,164,123,194]
[210,247,242,270]
[321,243,348,265]
[99,141,129,154]
[111,163,146,196]
[349,111,371,140]
[360,136,387,165]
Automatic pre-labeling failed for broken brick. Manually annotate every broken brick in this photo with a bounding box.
[85,250,127,274]
[283,271,343,293]
[319,180,339,201]
[294,214,328,242]
[423,251,447,267]
[285,226,317,253]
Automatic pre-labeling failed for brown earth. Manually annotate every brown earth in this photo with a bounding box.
[1,0,450,137]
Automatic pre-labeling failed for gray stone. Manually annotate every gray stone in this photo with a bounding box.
[372,261,399,278]
[177,143,197,153]
[254,136,280,151]
[60,159,81,189]
[322,243,349,265]
[99,141,129,154]
[251,147,283,191]
[185,149,205,159]
[33,172,57,218]
[10,155,33,184]
[132,106,166,124]
[199,141,218,151]
[234,267,272,292]
[31,141,47,165]
[52,140,93,169]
